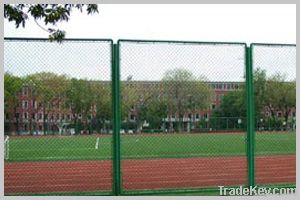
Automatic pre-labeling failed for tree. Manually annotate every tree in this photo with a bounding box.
[213,90,246,118]
[211,90,246,130]
[4,4,98,42]
[162,68,213,132]
[253,68,268,119]
[93,82,112,133]
[66,78,95,134]
[4,73,23,135]
[214,68,296,130]
[121,80,165,133]
[252,68,295,129]
[27,72,70,134]
[141,98,168,130]
[264,74,295,128]
[121,82,139,122]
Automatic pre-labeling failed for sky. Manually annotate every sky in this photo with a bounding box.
[4,4,296,81]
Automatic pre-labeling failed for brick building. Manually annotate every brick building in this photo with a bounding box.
[5,80,294,135]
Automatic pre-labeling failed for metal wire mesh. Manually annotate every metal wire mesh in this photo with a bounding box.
[4,39,113,195]
[3,39,296,195]
[119,40,248,191]
[252,44,296,185]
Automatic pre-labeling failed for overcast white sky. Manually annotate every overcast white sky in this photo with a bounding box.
[4,4,296,43]
[4,4,296,81]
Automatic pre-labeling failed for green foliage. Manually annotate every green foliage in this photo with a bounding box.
[27,72,70,105]
[162,68,212,112]
[4,73,23,133]
[213,90,246,118]
[4,72,23,108]
[121,83,139,121]
[4,4,98,42]
[214,68,296,130]
[26,72,70,134]
[162,68,213,132]
[94,83,112,121]
[141,99,168,129]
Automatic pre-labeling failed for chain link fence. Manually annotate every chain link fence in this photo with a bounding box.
[4,39,113,195]
[251,44,296,186]
[3,38,296,195]
[118,40,248,192]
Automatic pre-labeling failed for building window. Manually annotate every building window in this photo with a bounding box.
[204,113,208,119]
[130,114,135,120]
[195,114,199,119]
[24,124,28,131]
[212,104,216,109]
[23,88,28,96]
[32,113,35,119]
[32,100,37,108]
[23,100,28,109]
[39,113,43,120]
[24,112,28,119]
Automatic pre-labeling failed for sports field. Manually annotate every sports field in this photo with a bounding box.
[4,131,296,195]
[5,131,295,162]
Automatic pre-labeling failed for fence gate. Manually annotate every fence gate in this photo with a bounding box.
[4,38,114,195]
[117,40,248,194]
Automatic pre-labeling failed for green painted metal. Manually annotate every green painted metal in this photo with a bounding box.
[250,43,296,47]
[246,46,255,187]
[112,44,121,195]
[118,39,246,46]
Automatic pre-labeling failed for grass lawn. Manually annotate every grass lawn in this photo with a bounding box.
[5,132,296,162]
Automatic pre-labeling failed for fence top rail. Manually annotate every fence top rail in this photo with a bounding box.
[4,37,113,43]
[250,43,296,47]
[118,39,247,46]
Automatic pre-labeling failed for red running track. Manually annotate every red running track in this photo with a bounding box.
[4,155,295,194]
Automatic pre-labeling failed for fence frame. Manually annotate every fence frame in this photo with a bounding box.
[246,46,255,187]
[117,39,249,195]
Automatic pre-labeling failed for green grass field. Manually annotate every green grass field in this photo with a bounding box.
[5,132,296,162]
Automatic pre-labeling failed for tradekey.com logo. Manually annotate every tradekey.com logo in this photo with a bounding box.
[218,186,295,196]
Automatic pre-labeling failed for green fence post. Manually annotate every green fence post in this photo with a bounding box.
[246,46,255,187]
[112,43,121,195]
